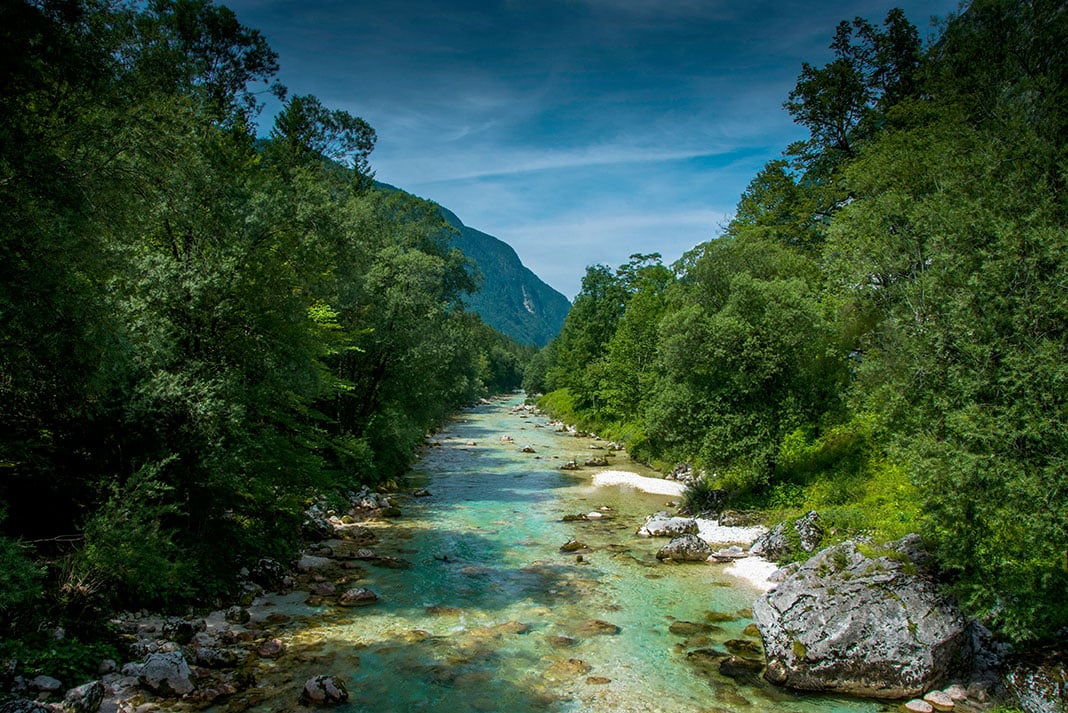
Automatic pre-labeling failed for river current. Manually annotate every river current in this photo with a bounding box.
[228,394,881,713]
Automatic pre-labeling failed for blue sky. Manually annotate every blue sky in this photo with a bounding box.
[226,0,961,299]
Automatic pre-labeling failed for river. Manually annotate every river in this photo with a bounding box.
[222,394,881,713]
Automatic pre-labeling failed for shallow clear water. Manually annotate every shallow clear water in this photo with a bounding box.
[229,395,883,713]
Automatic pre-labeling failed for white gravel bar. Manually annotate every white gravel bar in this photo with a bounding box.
[722,557,780,592]
[591,470,686,496]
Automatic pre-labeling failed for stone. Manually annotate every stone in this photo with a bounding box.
[547,635,578,648]
[943,684,968,701]
[194,647,240,668]
[249,558,287,589]
[710,545,747,562]
[257,638,285,658]
[719,656,764,678]
[543,658,591,681]
[724,639,763,658]
[225,605,251,624]
[97,659,118,675]
[311,581,337,596]
[904,700,934,713]
[560,539,587,552]
[923,689,954,710]
[794,510,824,552]
[338,587,379,606]
[586,676,611,685]
[161,617,205,645]
[297,554,334,572]
[748,522,789,559]
[139,651,195,697]
[560,460,580,470]
[753,536,971,699]
[28,675,62,693]
[656,534,713,562]
[62,680,104,713]
[302,675,349,705]
[1002,650,1068,713]
[0,700,51,712]
[668,621,713,636]
[637,513,699,538]
[584,457,608,467]
[575,619,621,636]
[413,488,432,497]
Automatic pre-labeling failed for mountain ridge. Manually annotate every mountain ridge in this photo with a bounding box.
[376,182,570,347]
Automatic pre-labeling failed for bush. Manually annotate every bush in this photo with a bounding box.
[0,535,44,631]
[680,475,724,515]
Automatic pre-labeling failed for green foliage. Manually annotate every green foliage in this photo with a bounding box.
[0,535,44,629]
[533,0,1067,644]
[0,0,537,646]
[0,635,119,687]
[680,476,723,515]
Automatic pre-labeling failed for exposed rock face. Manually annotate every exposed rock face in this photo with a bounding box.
[794,510,823,552]
[139,651,195,696]
[656,534,713,562]
[748,522,788,559]
[637,513,699,538]
[1003,651,1068,713]
[753,536,971,699]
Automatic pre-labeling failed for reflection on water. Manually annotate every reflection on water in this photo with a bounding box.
[220,395,881,713]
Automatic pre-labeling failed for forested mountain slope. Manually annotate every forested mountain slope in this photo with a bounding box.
[376,183,571,347]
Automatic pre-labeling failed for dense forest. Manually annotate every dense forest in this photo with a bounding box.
[527,1,1067,645]
[0,0,531,658]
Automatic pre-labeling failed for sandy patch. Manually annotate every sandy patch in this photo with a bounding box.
[695,518,767,545]
[722,556,780,592]
[591,470,686,496]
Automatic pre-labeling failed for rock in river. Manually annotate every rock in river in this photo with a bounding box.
[139,651,195,697]
[656,534,712,562]
[637,512,699,538]
[753,535,971,699]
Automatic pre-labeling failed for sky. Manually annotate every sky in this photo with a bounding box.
[225,0,961,299]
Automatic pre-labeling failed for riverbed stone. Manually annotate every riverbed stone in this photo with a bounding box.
[225,606,251,624]
[748,522,789,559]
[905,700,934,713]
[258,638,286,658]
[560,539,587,552]
[62,680,104,713]
[302,675,348,705]
[575,619,621,636]
[656,534,712,562]
[543,658,591,681]
[338,587,379,606]
[28,675,62,694]
[139,651,194,696]
[637,512,699,538]
[753,536,971,699]
[923,689,955,710]
[668,621,713,636]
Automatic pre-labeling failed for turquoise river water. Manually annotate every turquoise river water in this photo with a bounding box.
[224,394,885,713]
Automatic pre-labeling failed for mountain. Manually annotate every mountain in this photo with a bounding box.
[376,183,570,347]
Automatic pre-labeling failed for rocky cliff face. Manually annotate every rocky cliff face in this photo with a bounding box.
[375,183,570,346]
[753,535,972,699]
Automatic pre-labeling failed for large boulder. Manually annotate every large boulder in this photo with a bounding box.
[139,651,195,697]
[62,680,104,713]
[637,512,699,538]
[655,534,712,562]
[753,536,971,699]
[1003,650,1068,713]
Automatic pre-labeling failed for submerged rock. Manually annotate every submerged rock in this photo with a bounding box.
[302,675,348,705]
[338,587,379,606]
[753,535,971,699]
[575,619,621,636]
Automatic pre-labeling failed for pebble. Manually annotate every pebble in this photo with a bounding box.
[904,700,933,713]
